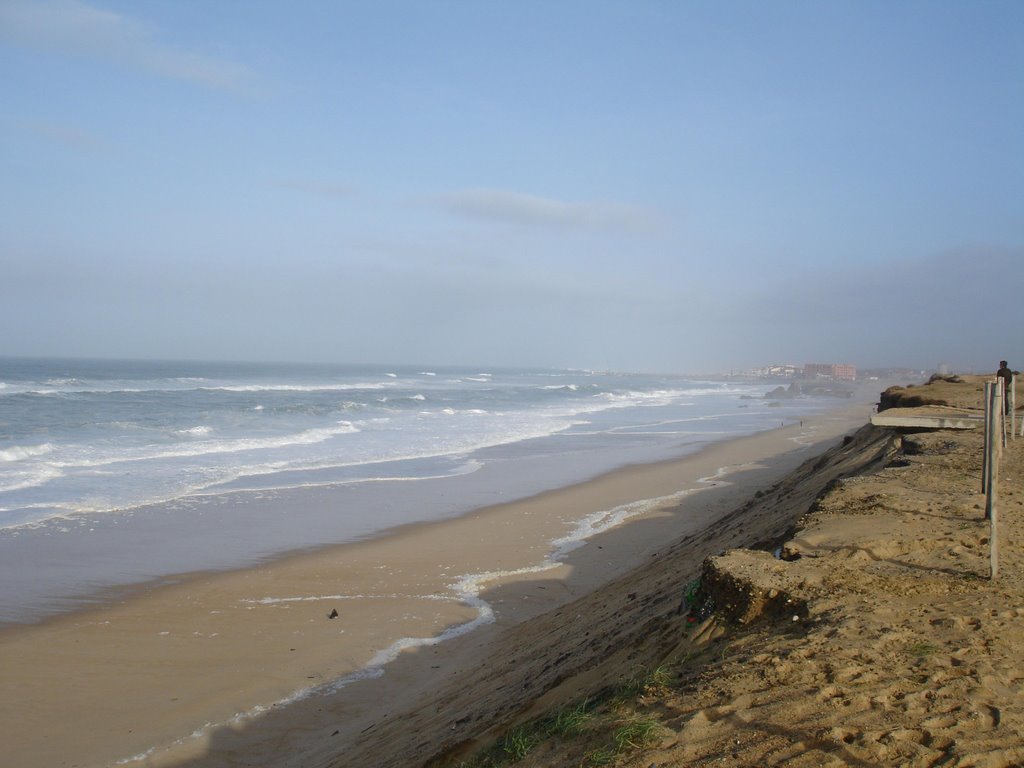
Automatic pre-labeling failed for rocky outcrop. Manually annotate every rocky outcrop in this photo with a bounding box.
[764,382,802,400]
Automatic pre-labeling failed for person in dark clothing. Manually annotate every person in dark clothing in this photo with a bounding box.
[997,361,1014,414]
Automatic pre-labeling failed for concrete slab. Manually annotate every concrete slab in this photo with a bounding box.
[871,413,982,430]
[871,405,984,430]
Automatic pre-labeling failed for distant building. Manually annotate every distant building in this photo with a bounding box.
[804,363,857,381]
[860,368,929,383]
[753,363,802,378]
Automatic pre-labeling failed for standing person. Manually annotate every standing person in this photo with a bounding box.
[997,360,1014,414]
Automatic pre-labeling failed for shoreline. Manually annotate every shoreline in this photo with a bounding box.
[0,402,844,628]
[0,401,872,768]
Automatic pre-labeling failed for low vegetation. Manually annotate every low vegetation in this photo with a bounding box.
[444,653,707,768]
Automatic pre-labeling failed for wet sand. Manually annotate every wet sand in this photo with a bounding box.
[0,402,872,768]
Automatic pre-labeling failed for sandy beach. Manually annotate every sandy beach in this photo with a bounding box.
[0,400,872,768]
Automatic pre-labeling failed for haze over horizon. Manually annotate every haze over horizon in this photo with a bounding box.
[2,1,1021,374]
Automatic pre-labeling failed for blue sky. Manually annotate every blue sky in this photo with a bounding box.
[1,0,1021,373]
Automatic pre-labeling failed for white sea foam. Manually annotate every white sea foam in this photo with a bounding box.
[788,428,816,447]
[1,363,818,599]
[4,379,395,397]
[1,370,783,534]
[192,456,483,497]
[432,405,487,417]
[201,382,392,393]
[591,388,679,407]
[0,443,55,462]
[51,423,362,470]
[0,465,63,494]
[118,602,489,764]
[244,593,418,605]
[311,482,718,697]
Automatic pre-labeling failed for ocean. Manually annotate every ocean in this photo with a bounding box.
[0,358,837,623]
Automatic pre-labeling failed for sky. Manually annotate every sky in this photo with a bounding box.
[1,0,1021,374]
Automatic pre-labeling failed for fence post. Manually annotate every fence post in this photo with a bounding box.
[987,381,1000,579]
[1013,374,1019,439]
[1001,377,1008,450]
[983,381,992,494]
[1019,377,1024,437]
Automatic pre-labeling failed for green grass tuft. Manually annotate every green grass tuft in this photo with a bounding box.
[447,643,699,766]
[683,578,702,611]
[645,664,672,691]
[907,641,938,657]
[500,725,539,761]
[613,717,662,751]
[549,697,593,738]
[586,746,618,765]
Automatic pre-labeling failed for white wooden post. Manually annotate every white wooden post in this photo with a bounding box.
[1000,375,1008,450]
[983,381,993,494]
[1013,374,1020,439]
[1002,390,1008,451]
[988,381,1000,579]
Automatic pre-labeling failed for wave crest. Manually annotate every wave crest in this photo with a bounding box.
[0,443,55,463]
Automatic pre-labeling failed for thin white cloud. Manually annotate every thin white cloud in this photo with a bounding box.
[437,187,660,233]
[0,0,250,90]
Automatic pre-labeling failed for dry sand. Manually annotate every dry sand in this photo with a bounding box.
[0,402,871,768]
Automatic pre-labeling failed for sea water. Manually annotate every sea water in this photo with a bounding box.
[0,358,837,622]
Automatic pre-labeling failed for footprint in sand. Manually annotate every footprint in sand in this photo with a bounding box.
[971,701,1001,730]
[922,714,958,729]
[829,726,859,745]
[816,684,844,702]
